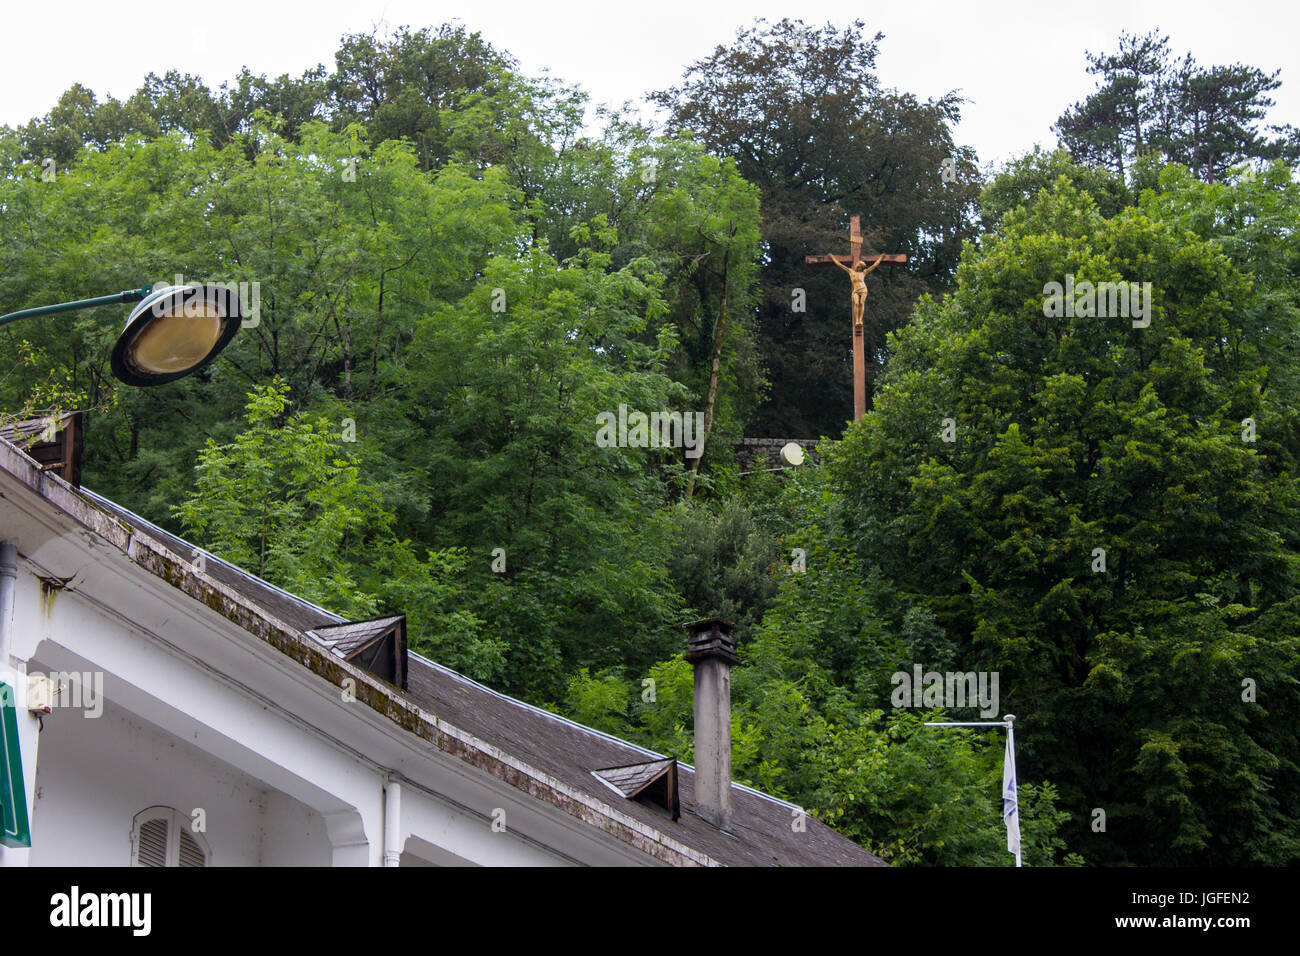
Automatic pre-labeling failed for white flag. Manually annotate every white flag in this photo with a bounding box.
[1002,729,1021,857]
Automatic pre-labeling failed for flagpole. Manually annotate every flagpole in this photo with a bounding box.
[924,713,1023,867]
[1006,715,1021,868]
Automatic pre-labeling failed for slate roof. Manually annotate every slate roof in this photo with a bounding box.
[593,758,677,799]
[0,415,65,444]
[308,616,406,657]
[18,451,886,867]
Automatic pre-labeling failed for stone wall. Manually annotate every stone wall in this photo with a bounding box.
[731,438,821,473]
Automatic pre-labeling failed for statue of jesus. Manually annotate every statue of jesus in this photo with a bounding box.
[831,254,885,331]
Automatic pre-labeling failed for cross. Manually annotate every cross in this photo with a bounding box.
[805,214,907,421]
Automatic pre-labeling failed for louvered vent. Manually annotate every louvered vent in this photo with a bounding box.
[136,817,169,867]
[592,757,680,820]
[178,829,206,868]
[306,615,408,690]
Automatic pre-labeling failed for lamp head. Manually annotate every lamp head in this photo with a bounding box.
[110,284,244,386]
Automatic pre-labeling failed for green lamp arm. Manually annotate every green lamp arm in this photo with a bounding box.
[0,286,154,329]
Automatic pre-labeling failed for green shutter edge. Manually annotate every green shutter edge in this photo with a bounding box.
[1,681,32,848]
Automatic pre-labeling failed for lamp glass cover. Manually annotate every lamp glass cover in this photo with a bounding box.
[127,304,223,374]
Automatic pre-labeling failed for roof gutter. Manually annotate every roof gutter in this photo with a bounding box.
[383,776,401,867]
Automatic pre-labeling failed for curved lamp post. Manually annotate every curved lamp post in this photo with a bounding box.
[0,283,245,387]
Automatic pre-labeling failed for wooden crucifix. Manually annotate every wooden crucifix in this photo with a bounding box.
[805,215,907,421]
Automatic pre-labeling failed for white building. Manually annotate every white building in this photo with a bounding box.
[0,420,882,867]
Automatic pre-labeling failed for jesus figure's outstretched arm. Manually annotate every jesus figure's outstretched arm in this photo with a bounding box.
[858,254,886,276]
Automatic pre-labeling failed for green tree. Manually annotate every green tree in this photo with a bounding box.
[397,223,694,699]
[824,172,1300,864]
[172,382,499,678]
[327,24,517,172]
[1055,31,1300,183]
[980,147,1133,229]
[653,18,981,437]
[664,498,782,642]
[636,145,763,495]
[1055,31,1171,180]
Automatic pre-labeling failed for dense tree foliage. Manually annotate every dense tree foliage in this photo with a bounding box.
[3,19,1298,865]
[653,19,981,438]
[1055,30,1300,184]
[820,163,1300,864]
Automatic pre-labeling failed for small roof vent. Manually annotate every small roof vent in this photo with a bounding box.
[307,614,407,690]
[592,757,680,821]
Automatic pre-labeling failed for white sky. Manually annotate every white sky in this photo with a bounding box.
[1,0,1296,168]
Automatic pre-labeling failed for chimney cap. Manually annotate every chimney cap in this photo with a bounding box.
[684,617,739,666]
[685,616,735,632]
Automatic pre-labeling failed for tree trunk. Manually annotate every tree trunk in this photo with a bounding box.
[685,248,730,502]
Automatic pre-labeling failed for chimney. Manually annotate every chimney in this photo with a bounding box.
[685,618,739,830]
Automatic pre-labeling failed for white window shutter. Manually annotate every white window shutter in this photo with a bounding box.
[135,815,169,867]
[178,828,205,867]
[132,807,208,867]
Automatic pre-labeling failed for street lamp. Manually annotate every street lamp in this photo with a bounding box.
[0,283,245,387]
